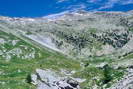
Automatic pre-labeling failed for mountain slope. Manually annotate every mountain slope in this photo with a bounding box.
[0,30,81,89]
[0,10,133,89]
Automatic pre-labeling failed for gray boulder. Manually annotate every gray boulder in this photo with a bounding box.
[31,69,80,89]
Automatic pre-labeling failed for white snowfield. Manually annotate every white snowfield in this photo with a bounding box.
[25,34,62,53]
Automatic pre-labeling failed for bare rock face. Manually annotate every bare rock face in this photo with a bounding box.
[31,69,80,89]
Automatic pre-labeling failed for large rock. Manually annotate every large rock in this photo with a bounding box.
[31,69,80,89]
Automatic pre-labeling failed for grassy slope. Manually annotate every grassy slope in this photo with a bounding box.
[0,30,81,89]
[0,30,127,89]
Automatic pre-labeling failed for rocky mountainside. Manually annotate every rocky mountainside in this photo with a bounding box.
[0,10,133,89]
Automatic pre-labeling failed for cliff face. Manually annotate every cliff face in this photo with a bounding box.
[0,11,133,89]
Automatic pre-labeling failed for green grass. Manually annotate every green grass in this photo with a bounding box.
[73,65,124,89]
[123,53,133,59]
[0,52,81,89]
[0,30,126,89]
[0,30,81,89]
[73,56,125,89]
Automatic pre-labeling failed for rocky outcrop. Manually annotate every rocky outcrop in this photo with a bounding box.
[93,30,131,49]
[30,69,80,89]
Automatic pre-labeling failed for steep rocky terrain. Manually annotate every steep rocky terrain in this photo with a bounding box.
[0,10,133,89]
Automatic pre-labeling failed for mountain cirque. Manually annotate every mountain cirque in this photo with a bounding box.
[0,10,133,89]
